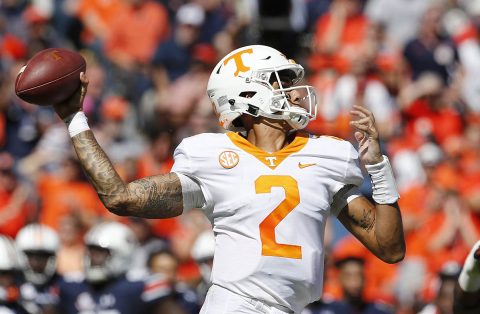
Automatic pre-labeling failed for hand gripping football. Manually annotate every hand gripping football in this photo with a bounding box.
[15,48,86,105]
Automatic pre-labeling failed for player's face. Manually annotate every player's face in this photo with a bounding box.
[26,251,52,273]
[270,71,294,89]
[87,246,110,267]
[339,261,365,299]
[270,71,311,115]
[149,253,178,284]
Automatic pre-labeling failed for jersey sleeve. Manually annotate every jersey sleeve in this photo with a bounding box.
[344,142,364,187]
[171,140,214,211]
[330,185,362,216]
[171,140,192,175]
[330,142,364,216]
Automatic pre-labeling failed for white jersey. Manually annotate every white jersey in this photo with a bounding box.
[172,132,363,313]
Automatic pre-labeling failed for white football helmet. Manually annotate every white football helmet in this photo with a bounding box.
[0,235,18,271]
[84,221,138,283]
[15,224,59,285]
[207,45,317,131]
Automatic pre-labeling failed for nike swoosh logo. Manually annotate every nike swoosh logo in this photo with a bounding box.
[298,162,316,169]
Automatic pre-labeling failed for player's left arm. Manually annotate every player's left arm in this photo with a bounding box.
[337,105,405,264]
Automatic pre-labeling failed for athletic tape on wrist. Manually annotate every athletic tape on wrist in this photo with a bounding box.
[365,155,400,204]
[67,111,90,137]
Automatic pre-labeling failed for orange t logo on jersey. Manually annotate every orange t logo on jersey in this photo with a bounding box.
[223,48,253,76]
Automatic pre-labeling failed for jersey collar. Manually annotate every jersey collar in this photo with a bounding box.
[226,132,309,170]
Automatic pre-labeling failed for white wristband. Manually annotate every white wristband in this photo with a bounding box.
[65,111,90,138]
[458,240,480,292]
[365,155,400,204]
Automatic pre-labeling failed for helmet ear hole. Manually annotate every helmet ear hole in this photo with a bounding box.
[239,91,256,98]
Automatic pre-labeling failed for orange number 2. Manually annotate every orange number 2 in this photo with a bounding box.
[255,175,302,259]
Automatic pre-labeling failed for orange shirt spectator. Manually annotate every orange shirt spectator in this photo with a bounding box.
[418,212,470,274]
[414,193,474,275]
[310,0,370,73]
[104,0,170,66]
[0,185,31,238]
[37,158,106,231]
[403,98,463,146]
[398,184,431,258]
[76,0,124,44]
[0,153,31,238]
[38,174,105,230]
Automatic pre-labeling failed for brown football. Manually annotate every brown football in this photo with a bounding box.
[15,48,86,106]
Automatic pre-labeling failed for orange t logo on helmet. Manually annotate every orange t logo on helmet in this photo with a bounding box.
[223,48,253,76]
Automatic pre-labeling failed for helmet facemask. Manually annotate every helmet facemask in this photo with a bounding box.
[228,64,317,130]
[84,245,115,284]
[23,251,57,285]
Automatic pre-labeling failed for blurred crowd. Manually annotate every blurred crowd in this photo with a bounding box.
[1,0,480,313]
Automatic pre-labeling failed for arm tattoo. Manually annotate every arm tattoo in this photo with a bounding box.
[72,131,183,218]
[128,174,183,218]
[349,207,375,232]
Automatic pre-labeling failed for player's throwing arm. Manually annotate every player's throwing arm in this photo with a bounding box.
[55,74,184,219]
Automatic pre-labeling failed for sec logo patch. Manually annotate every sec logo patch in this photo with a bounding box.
[219,151,239,169]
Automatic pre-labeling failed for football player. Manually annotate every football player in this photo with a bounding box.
[16,224,61,314]
[55,221,186,314]
[53,45,405,313]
